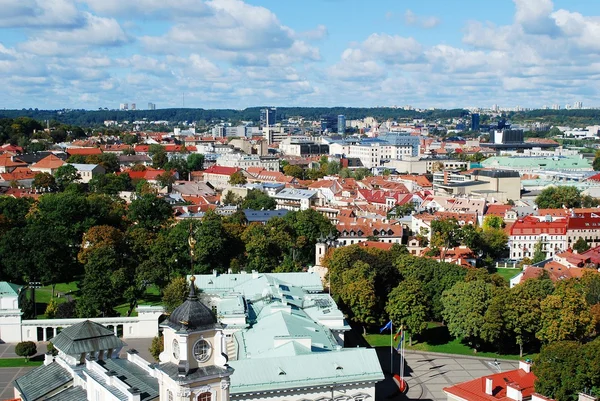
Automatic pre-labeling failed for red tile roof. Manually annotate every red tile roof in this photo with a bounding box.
[0,154,27,168]
[443,367,536,401]
[356,241,395,250]
[485,205,512,216]
[510,216,567,236]
[31,154,66,169]
[66,147,102,156]
[0,167,36,181]
[203,165,241,176]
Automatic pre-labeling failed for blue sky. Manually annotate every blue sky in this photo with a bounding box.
[1,0,600,110]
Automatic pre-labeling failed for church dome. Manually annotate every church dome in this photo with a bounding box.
[167,276,219,332]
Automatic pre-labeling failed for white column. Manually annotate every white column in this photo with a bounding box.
[53,327,57,338]
[42,327,47,342]
[114,326,117,336]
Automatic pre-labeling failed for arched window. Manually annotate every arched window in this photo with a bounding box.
[198,392,211,401]
[167,390,174,401]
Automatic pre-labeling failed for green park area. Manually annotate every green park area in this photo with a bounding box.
[0,358,43,368]
[494,268,521,283]
[364,323,532,361]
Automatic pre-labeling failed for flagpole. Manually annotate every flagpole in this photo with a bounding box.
[400,329,405,391]
[390,321,393,374]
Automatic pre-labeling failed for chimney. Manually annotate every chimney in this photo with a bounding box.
[519,360,531,373]
[507,383,523,401]
[485,377,493,395]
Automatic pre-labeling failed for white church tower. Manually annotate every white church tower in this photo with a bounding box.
[156,276,233,401]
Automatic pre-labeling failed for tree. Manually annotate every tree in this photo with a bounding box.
[504,277,554,356]
[441,280,497,347]
[127,194,173,232]
[32,172,57,191]
[537,285,594,343]
[480,228,509,259]
[573,238,591,254]
[149,144,167,168]
[163,277,189,314]
[385,278,428,343]
[387,202,415,219]
[15,341,37,361]
[353,168,372,180]
[149,335,164,361]
[156,170,176,189]
[283,164,304,179]
[533,340,584,401]
[431,218,462,254]
[535,186,584,209]
[483,215,504,230]
[89,173,133,195]
[187,153,204,171]
[241,189,276,210]
[54,164,81,190]
[532,240,546,263]
[229,171,247,185]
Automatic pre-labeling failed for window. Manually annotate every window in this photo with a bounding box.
[198,392,211,401]
[193,339,212,362]
[168,390,174,401]
[173,339,180,359]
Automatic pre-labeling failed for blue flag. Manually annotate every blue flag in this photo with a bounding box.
[396,331,405,351]
[380,320,392,333]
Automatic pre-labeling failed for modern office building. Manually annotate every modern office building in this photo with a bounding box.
[471,113,480,131]
[259,107,277,127]
[148,102,156,110]
[338,115,346,135]
[320,115,338,133]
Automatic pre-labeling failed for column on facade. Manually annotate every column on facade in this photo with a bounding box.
[42,327,47,341]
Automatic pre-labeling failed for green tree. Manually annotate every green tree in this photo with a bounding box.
[533,341,583,401]
[54,164,81,190]
[353,168,372,180]
[573,238,591,254]
[535,186,584,209]
[483,215,505,230]
[431,218,462,254]
[149,335,164,361]
[283,164,304,179]
[162,277,189,314]
[15,341,37,361]
[241,189,276,210]
[149,144,167,168]
[480,228,509,259]
[89,173,133,195]
[127,194,173,232]
[537,285,594,343]
[32,172,57,191]
[229,171,247,185]
[442,280,497,347]
[385,278,428,343]
[187,153,204,171]
[504,277,554,356]
[156,170,176,189]
[532,240,546,263]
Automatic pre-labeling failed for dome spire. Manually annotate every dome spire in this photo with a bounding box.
[188,275,197,300]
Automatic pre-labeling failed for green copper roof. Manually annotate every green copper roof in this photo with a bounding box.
[14,362,72,401]
[229,348,384,394]
[0,281,21,297]
[52,320,125,355]
[46,386,87,401]
[481,156,592,170]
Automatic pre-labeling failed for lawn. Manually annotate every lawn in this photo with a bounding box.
[493,268,522,283]
[0,358,43,367]
[30,282,162,319]
[364,323,535,361]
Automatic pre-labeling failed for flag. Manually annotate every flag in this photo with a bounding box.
[396,331,405,351]
[380,320,392,333]
[393,327,402,341]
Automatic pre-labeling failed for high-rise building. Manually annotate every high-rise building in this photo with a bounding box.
[471,113,480,131]
[119,103,128,110]
[574,101,583,109]
[148,102,156,110]
[320,115,338,133]
[131,103,136,110]
[260,107,277,127]
[337,115,346,135]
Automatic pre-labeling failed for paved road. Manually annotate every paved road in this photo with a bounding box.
[375,349,519,401]
[0,367,35,400]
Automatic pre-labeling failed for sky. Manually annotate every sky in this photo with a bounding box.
[1,0,600,110]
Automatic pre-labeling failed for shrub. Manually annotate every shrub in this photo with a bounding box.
[15,341,37,361]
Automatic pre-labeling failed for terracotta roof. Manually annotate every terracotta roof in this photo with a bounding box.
[397,175,432,188]
[443,367,536,401]
[66,147,102,156]
[31,154,66,169]
[0,167,36,181]
[0,154,27,168]
[203,165,241,176]
[121,167,175,181]
[0,144,24,153]
[485,205,512,216]
[510,216,568,236]
[356,241,394,250]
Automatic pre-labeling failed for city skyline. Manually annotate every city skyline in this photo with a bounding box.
[1,0,600,110]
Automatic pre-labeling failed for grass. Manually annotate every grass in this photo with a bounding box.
[0,358,43,367]
[493,267,522,283]
[364,323,535,361]
[30,281,163,319]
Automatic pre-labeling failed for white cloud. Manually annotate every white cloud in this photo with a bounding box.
[404,9,441,29]
[0,0,83,28]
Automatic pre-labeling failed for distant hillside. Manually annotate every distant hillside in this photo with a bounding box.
[0,107,469,127]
